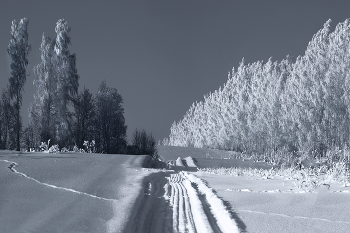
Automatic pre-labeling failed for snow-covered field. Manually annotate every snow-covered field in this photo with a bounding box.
[1,146,350,232]
[0,151,157,233]
[158,145,350,233]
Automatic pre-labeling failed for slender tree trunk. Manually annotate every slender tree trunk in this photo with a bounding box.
[0,120,2,149]
[4,121,8,149]
[16,94,20,151]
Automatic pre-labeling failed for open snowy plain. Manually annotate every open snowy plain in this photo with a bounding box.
[1,146,350,232]
[158,145,350,233]
[0,150,161,233]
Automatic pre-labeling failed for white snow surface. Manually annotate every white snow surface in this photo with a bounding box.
[159,145,350,233]
[184,172,240,233]
[175,157,184,167]
[0,151,158,233]
[3,145,350,233]
[0,150,241,233]
[184,156,197,168]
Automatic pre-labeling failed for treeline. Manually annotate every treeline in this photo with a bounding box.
[0,18,157,157]
[164,19,350,157]
[128,128,157,156]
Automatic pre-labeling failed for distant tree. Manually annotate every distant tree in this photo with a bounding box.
[95,81,127,154]
[146,133,158,158]
[131,128,142,154]
[7,18,31,151]
[73,87,95,148]
[131,128,158,158]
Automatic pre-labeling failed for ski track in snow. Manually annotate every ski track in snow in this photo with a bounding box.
[130,171,240,233]
[0,159,118,202]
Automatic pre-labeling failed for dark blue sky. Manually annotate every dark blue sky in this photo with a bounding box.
[1,1,350,142]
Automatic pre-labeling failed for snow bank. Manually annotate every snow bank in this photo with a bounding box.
[176,157,184,167]
[184,156,197,168]
[183,179,213,233]
[183,172,240,233]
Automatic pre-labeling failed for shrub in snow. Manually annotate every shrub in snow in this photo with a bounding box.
[199,160,350,190]
[39,139,50,152]
[25,148,36,152]
[72,144,85,153]
[73,145,79,153]
[60,147,69,153]
[83,140,95,153]
[161,138,169,146]
[48,145,60,154]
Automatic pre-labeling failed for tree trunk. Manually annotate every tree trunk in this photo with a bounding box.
[16,95,20,151]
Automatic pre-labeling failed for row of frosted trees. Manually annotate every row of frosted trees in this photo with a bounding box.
[1,18,158,156]
[0,18,128,154]
[27,19,128,153]
[165,19,350,157]
[29,19,79,148]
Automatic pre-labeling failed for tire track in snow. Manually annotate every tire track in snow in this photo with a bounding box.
[130,172,240,233]
[130,173,171,233]
[195,187,222,233]
[179,182,196,233]
[183,172,241,233]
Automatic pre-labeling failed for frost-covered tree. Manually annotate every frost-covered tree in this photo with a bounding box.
[53,19,79,145]
[29,33,56,145]
[0,89,15,149]
[95,81,127,154]
[166,18,350,158]
[29,19,78,148]
[73,87,95,148]
[7,18,31,151]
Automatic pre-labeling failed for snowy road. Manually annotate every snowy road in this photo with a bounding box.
[128,171,240,233]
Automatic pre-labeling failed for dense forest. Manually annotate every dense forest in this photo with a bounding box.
[0,18,157,157]
[164,19,350,160]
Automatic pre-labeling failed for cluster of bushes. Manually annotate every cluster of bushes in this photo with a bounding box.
[200,150,350,190]
[26,127,158,159]
[36,139,96,154]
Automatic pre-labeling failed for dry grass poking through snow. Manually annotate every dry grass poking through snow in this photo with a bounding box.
[199,149,350,191]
